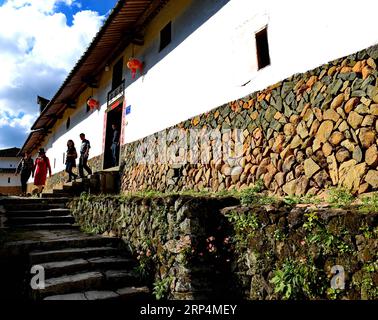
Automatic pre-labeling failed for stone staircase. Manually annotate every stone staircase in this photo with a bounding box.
[0,197,150,301]
[4,197,75,230]
[42,170,120,198]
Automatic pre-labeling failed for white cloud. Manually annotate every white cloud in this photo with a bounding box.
[0,0,105,148]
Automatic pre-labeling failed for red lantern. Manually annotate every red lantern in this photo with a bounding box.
[127,58,143,79]
[87,97,99,110]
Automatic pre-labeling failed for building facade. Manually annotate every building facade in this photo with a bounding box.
[21,0,378,194]
[0,148,21,195]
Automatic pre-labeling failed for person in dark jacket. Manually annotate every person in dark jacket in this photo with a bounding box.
[111,124,120,167]
[65,140,78,182]
[15,151,34,196]
[78,133,92,178]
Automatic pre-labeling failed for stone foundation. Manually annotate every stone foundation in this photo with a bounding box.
[69,194,378,300]
[0,186,22,196]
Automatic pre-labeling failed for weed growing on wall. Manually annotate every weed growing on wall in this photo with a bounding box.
[225,209,260,249]
[239,180,277,206]
[270,258,327,299]
[328,187,355,208]
[359,193,378,213]
[153,276,173,300]
[352,260,378,300]
[303,211,353,255]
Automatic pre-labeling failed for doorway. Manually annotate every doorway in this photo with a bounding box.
[103,104,122,170]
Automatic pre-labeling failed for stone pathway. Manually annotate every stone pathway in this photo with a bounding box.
[0,197,150,301]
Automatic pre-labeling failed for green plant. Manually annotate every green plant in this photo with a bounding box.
[303,212,352,255]
[326,288,344,300]
[303,211,319,231]
[153,276,172,300]
[283,194,320,205]
[225,210,260,233]
[239,181,277,206]
[225,209,260,249]
[352,261,378,299]
[270,259,326,300]
[359,225,373,239]
[273,229,287,241]
[359,193,378,213]
[328,187,355,208]
[80,224,105,235]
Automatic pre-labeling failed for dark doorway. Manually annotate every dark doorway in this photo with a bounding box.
[103,104,122,170]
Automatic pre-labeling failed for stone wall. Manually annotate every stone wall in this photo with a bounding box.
[222,203,377,300]
[119,44,378,196]
[69,194,378,300]
[0,186,22,196]
[69,194,240,299]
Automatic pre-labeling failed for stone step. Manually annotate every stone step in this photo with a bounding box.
[43,286,150,301]
[5,208,71,217]
[32,271,104,299]
[30,247,120,264]
[0,197,69,205]
[103,270,141,289]
[32,269,143,299]
[52,189,71,194]
[40,256,136,278]
[2,202,67,211]
[88,256,136,271]
[3,236,121,255]
[12,223,78,230]
[7,215,75,225]
[42,193,72,198]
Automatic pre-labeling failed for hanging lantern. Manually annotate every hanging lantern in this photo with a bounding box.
[87,97,99,110]
[127,58,143,79]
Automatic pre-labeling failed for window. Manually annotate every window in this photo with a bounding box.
[66,117,71,130]
[63,153,65,164]
[255,26,270,70]
[10,164,12,167]
[112,58,124,90]
[54,158,56,169]
[159,22,172,52]
[8,177,10,184]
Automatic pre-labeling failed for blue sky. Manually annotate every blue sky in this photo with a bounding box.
[56,0,118,25]
[0,0,118,149]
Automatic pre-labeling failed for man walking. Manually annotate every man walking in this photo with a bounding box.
[15,151,34,196]
[111,124,120,167]
[79,133,92,178]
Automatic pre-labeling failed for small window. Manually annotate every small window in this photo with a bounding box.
[63,153,65,164]
[255,26,271,70]
[54,158,56,169]
[8,177,10,184]
[159,22,172,52]
[66,117,71,130]
[10,164,12,167]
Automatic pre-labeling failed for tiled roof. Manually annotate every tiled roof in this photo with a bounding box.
[0,147,20,157]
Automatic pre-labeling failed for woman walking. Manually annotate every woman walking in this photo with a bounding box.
[34,148,52,195]
[65,140,78,182]
[15,151,34,196]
